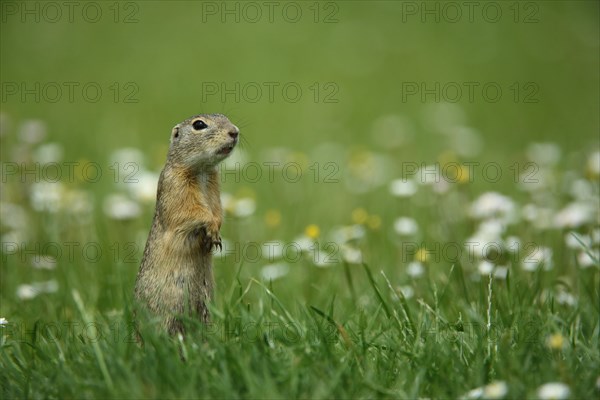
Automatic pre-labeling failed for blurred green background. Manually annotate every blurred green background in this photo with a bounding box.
[1,0,598,155]
[1,1,598,229]
[2,1,599,276]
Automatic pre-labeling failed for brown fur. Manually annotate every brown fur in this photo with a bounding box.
[134,114,238,335]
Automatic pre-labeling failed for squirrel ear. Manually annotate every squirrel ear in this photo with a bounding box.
[170,125,180,142]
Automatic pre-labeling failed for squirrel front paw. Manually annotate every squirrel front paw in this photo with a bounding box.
[201,225,222,253]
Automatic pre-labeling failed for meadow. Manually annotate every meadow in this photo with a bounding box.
[1,1,599,399]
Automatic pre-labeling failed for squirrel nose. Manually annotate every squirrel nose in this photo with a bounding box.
[228,129,239,139]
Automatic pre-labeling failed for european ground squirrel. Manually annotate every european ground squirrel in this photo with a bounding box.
[134,114,239,335]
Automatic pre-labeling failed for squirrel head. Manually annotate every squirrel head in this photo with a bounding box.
[167,113,239,169]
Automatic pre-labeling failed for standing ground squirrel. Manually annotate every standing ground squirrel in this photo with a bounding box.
[134,114,239,336]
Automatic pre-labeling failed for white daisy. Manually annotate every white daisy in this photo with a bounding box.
[536,382,570,400]
[260,263,289,281]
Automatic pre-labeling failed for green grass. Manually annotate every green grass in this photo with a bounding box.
[1,1,599,399]
[1,256,599,398]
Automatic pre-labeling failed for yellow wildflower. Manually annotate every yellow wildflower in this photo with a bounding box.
[367,215,382,230]
[305,224,320,239]
[352,208,369,224]
[415,248,429,263]
[264,209,281,228]
[546,333,565,350]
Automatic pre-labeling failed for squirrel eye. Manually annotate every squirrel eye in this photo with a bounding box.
[192,120,208,131]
